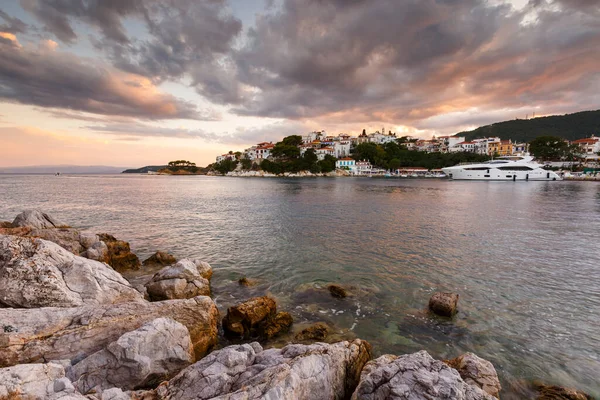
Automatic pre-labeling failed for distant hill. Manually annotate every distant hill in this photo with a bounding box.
[455,110,600,142]
[121,165,167,174]
[0,165,129,174]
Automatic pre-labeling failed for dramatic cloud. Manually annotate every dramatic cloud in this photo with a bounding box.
[0,35,218,120]
[0,9,28,34]
[226,0,600,130]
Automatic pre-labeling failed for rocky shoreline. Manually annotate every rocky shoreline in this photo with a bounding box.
[0,210,594,400]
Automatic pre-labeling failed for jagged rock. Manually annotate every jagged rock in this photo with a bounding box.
[534,382,593,400]
[68,318,193,394]
[98,233,141,272]
[142,251,177,267]
[294,322,329,342]
[429,292,459,317]
[258,311,293,340]
[222,296,281,339]
[0,363,86,399]
[351,350,495,400]
[145,260,211,301]
[446,353,502,398]
[164,339,372,400]
[0,295,218,368]
[0,235,143,308]
[11,209,67,229]
[328,284,348,298]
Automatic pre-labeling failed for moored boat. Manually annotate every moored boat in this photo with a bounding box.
[442,156,562,181]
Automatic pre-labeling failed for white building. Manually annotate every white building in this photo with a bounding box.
[245,142,274,161]
[369,131,397,145]
[216,153,237,163]
[355,160,373,175]
[336,157,356,171]
[449,141,477,153]
[316,147,335,161]
[572,136,600,160]
[303,131,325,144]
[333,140,351,158]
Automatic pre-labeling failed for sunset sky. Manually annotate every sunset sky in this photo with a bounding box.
[1,0,599,167]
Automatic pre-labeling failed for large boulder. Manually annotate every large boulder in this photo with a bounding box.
[145,259,212,301]
[0,295,218,368]
[446,353,502,398]
[222,296,293,340]
[351,351,495,400]
[142,251,177,267]
[0,235,143,308]
[162,339,372,400]
[0,363,86,399]
[98,233,141,272]
[11,209,67,229]
[68,318,193,394]
[429,292,459,317]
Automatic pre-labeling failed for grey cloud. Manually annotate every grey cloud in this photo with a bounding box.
[0,9,28,34]
[20,0,144,43]
[85,120,309,145]
[0,38,217,120]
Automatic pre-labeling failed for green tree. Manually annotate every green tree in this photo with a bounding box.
[213,159,238,174]
[318,155,337,173]
[240,158,252,170]
[529,136,574,161]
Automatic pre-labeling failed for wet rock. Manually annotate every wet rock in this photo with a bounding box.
[222,296,281,339]
[0,235,143,308]
[352,350,494,400]
[534,382,593,400]
[429,291,459,317]
[164,339,372,400]
[68,318,193,394]
[0,363,86,399]
[238,277,257,287]
[294,322,329,342]
[11,209,68,229]
[258,311,293,340]
[145,259,211,301]
[98,233,141,272]
[142,251,177,267]
[0,295,218,367]
[328,284,348,298]
[446,352,502,398]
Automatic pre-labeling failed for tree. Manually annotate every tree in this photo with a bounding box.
[529,136,575,161]
[281,135,303,147]
[241,158,252,170]
[318,155,337,173]
[213,159,238,174]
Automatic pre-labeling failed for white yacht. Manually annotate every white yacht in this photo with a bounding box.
[442,156,562,181]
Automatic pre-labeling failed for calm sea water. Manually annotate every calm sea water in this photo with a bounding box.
[1,174,599,398]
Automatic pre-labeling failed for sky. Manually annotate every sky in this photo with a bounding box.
[0,0,599,167]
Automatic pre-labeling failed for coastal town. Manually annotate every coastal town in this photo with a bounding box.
[214,130,600,177]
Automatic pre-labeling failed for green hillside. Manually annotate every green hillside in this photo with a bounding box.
[455,110,600,142]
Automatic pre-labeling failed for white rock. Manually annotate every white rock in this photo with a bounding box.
[447,353,502,398]
[68,318,193,394]
[145,259,211,301]
[165,339,372,400]
[351,351,495,400]
[0,363,86,399]
[11,209,67,229]
[0,235,143,308]
[0,296,219,367]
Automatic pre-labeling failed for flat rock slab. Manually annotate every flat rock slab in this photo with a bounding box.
[0,235,143,308]
[0,296,218,368]
[162,339,372,400]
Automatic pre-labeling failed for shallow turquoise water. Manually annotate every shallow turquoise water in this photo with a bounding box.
[1,175,599,398]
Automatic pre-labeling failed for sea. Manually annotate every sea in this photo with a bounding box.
[1,174,599,398]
